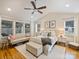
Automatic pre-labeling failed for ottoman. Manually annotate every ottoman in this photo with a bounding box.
[26,42,43,57]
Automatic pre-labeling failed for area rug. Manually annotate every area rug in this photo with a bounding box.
[15,44,65,59]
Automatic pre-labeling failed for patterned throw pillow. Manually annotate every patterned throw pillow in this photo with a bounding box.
[8,35,16,40]
[41,38,52,46]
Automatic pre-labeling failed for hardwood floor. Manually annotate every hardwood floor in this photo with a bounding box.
[65,47,79,59]
[0,45,79,59]
[58,45,79,59]
[0,47,26,59]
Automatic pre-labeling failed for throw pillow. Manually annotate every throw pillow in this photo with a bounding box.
[8,35,16,40]
[41,38,52,46]
[1,33,8,36]
[30,37,42,45]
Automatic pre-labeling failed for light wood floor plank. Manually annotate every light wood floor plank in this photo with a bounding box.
[58,45,79,59]
[0,47,26,59]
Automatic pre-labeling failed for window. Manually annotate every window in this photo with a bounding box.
[1,20,13,36]
[25,23,30,33]
[16,22,23,33]
[64,20,74,35]
[25,23,30,36]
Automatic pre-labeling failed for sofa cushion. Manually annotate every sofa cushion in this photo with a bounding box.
[8,35,16,40]
[30,36,42,45]
[41,38,52,46]
[11,37,28,44]
[49,37,57,43]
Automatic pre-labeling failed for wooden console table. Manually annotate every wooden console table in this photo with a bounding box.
[57,37,67,46]
[0,39,9,50]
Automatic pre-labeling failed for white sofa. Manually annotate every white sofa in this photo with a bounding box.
[42,31,58,55]
[11,37,29,45]
[26,31,58,56]
[43,37,57,55]
[26,36,57,56]
[9,35,30,45]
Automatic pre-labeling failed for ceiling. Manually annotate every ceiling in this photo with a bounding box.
[47,0,79,13]
[0,0,79,21]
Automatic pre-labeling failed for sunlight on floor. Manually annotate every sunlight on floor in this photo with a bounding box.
[65,52,75,59]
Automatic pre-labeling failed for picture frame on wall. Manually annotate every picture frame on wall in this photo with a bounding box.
[49,20,56,28]
[45,21,49,28]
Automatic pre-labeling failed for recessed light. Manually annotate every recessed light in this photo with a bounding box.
[65,4,70,7]
[7,8,11,11]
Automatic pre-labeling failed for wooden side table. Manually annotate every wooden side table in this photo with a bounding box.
[0,39,9,50]
[57,37,67,46]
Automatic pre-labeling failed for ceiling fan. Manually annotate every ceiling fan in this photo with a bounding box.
[24,1,46,14]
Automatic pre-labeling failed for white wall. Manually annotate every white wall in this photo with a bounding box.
[30,20,34,37]
[0,16,1,40]
[37,13,77,29]
[36,13,79,43]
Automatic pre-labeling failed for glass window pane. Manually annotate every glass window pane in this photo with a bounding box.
[65,20,74,35]
[16,22,23,33]
[1,20,13,36]
[65,20,74,27]
[25,23,30,33]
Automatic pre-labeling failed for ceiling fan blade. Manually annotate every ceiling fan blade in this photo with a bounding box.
[38,10,43,14]
[37,6,46,10]
[24,8,33,10]
[31,1,36,9]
